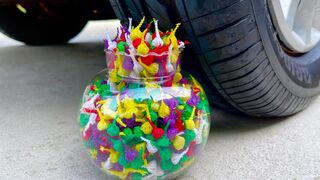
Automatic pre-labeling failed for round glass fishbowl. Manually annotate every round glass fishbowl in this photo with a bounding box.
[78,19,210,179]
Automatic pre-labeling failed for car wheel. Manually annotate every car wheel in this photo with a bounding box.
[110,0,320,117]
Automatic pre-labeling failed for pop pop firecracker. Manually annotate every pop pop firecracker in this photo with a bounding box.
[79,17,211,179]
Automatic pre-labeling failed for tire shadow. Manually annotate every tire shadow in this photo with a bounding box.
[210,106,286,132]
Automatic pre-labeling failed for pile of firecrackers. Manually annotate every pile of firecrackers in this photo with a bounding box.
[79,17,210,179]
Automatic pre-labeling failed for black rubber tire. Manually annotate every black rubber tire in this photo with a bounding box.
[110,0,320,117]
[0,3,88,45]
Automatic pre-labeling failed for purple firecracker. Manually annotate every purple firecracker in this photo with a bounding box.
[164,112,177,127]
[121,25,129,35]
[123,56,134,71]
[91,126,108,148]
[164,98,179,109]
[187,92,200,106]
[92,135,106,149]
[125,46,130,54]
[95,152,108,165]
[112,163,123,171]
[180,77,188,85]
[121,118,136,129]
[157,63,166,77]
[157,55,168,77]
[104,38,110,50]
[167,127,178,139]
[125,148,138,162]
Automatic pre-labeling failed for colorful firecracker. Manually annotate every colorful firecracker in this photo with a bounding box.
[79,17,211,179]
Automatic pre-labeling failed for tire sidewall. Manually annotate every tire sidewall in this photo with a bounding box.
[253,0,320,97]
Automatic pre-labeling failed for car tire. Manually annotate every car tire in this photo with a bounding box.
[110,0,320,117]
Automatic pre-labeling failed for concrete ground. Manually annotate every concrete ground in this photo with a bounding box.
[0,20,320,180]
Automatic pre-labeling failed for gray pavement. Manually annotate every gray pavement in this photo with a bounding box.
[0,20,320,180]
